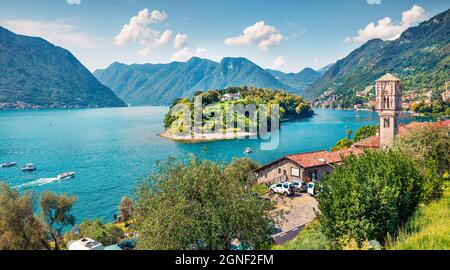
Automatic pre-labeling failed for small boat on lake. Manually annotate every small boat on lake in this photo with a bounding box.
[57,172,76,180]
[1,162,17,168]
[244,148,252,154]
[22,163,37,172]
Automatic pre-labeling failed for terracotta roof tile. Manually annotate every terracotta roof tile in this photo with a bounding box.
[353,136,380,149]
[376,73,401,81]
[286,148,363,168]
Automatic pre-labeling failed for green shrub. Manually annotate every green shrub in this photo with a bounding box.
[273,222,330,250]
[330,138,352,152]
[317,150,427,249]
[386,185,450,250]
[353,125,378,142]
[65,219,124,246]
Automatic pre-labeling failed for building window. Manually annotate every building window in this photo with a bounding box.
[384,118,390,128]
[278,168,282,175]
[291,168,300,177]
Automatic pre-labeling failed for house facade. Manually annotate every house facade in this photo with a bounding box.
[221,93,241,101]
[253,148,362,185]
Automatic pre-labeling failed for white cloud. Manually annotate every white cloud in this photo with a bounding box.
[271,56,286,69]
[2,20,101,48]
[136,47,152,57]
[345,5,427,43]
[114,8,171,47]
[285,29,306,41]
[367,0,381,5]
[171,47,207,62]
[174,33,188,49]
[67,0,81,4]
[224,21,283,51]
[149,10,168,23]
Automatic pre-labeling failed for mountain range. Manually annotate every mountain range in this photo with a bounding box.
[0,26,125,109]
[306,8,450,107]
[94,57,321,106]
[2,7,448,110]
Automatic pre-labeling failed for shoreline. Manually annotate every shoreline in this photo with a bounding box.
[159,129,257,143]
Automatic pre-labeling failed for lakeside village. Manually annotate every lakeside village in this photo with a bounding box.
[312,79,450,116]
[1,74,449,251]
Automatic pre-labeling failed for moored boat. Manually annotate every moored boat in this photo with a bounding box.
[244,148,252,154]
[1,162,17,168]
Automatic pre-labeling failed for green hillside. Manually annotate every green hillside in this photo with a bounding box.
[306,8,450,108]
[0,26,125,109]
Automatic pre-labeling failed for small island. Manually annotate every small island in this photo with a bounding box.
[161,86,314,142]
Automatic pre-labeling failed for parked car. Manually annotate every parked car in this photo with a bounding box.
[308,182,316,196]
[292,181,307,193]
[269,182,294,197]
[307,182,321,196]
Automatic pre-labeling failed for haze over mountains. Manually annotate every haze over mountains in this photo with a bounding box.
[0,26,125,109]
[306,8,450,107]
[94,57,321,106]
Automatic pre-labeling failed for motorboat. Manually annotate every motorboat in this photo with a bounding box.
[57,172,76,180]
[1,162,17,168]
[22,163,37,172]
[244,148,252,154]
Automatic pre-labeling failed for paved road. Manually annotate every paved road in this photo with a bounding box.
[267,193,318,245]
[272,223,308,245]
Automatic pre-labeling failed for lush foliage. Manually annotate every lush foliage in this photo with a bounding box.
[331,125,378,151]
[307,9,450,108]
[330,138,353,152]
[353,125,378,142]
[94,56,317,106]
[224,157,261,185]
[317,150,428,248]
[119,196,134,222]
[411,100,450,116]
[395,125,450,202]
[134,154,278,250]
[0,182,78,250]
[65,219,125,246]
[40,192,77,250]
[251,184,269,195]
[273,222,329,250]
[163,86,313,132]
[0,27,125,108]
[0,183,47,250]
[386,183,450,250]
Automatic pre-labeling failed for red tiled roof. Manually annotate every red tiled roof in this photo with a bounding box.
[353,136,380,149]
[253,120,449,173]
[286,148,363,168]
[354,120,450,149]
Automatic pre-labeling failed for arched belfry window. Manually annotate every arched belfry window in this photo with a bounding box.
[384,118,390,128]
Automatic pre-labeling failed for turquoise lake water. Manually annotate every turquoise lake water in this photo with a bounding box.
[0,107,417,223]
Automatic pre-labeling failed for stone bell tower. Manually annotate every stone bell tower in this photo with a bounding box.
[376,73,402,149]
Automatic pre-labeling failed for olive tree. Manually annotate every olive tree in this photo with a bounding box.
[0,183,47,250]
[65,219,124,246]
[40,192,77,250]
[134,155,278,250]
[119,196,134,222]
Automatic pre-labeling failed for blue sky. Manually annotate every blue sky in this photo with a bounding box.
[0,0,448,72]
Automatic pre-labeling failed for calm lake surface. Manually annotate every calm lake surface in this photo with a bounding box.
[0,107,417,222]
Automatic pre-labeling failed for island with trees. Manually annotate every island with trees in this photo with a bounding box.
[161,86,314,142]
